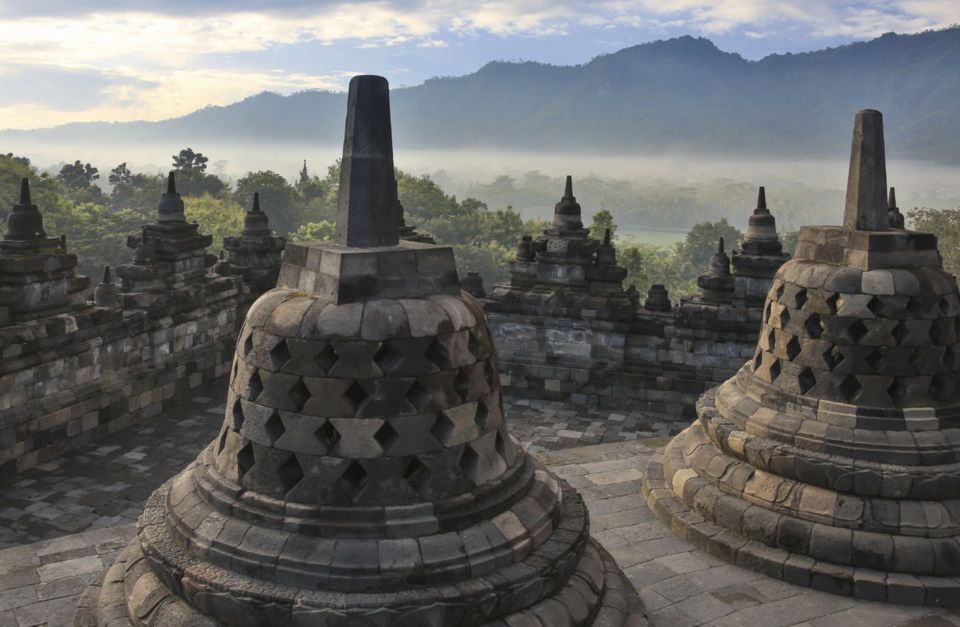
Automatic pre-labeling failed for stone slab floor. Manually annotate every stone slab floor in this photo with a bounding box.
[0,382,957,626]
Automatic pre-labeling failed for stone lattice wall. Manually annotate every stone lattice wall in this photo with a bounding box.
[0,279,253,475]
[488,300,761,419]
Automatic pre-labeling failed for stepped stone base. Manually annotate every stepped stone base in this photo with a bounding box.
[642,422,960,607]
[76,458,645,626]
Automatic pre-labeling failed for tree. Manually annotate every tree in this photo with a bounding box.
[677,218,742,271]
[172,148,209,173]
[184,195,245,252]
[3,153,30,166]
[57,161,99,189]
[291,220,336,242]
[109,163,132,185]
[909,207,960,277]
[589,209,617,241]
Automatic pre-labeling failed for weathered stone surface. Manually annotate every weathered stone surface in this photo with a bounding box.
[644,109,960,607]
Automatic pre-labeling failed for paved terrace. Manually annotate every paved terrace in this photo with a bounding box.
[1,382,958,626]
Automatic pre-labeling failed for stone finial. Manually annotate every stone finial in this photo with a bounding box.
[516,234,535,261]
[334,75,400,248]
[710,238,731,276]
[843,109,888,231]
[243,192,271,236]
[392,177,406,229]
[4,177,46,241]
[644,283,672,312]
[888,186,905,229]
[596,228,617,265]
[157,171,186,224]
[94,265,120,308]
[133,231,157,264]
[553,175,583,229]
[756,186,768,213]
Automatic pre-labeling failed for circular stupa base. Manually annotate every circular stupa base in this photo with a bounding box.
[642,423,960,608]
[76,472,645,626]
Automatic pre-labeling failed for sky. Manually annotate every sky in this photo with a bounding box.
[0,0,958,130]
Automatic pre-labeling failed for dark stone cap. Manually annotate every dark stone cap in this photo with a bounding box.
[157,172,186,224]
[243,192,271,236]
[335,75,400,248]
[709,238,731,276]
[843,109,888,231]
[553,175,583,228]
[4,178,46,241]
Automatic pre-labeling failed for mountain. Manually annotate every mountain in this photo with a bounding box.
[5,28,960,162]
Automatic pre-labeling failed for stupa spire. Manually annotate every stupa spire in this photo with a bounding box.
[334,75,399,247]
[756,186,767,213]
[251,192,261,213]
[552,174,583,229]
[19,177,31,205]
[888,185,905,228]
[157,171,185,224]
[843,109,888,231]
[5,178,46,241]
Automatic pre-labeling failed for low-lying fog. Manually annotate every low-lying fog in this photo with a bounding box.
[10,138,960,242]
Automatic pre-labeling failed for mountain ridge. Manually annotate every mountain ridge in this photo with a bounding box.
[5,28,960,162]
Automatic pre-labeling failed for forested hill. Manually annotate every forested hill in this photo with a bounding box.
[5,28,960,162]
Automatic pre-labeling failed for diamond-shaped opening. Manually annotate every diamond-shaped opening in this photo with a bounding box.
[839,375,862,403]
[339,460,369,500]
[248,371,263,400]
[405,379,430,411]
[430,412,456,447]
[764,301,773,323]
[848,319,868,342]
[794,288,808,310]
[264,411,285,445]
[474,399,489,429]
[929,374,952,403]
[374,420,400,453]
[237,442,255,481]
[940,297,951,316]
[826,293,841,315]
[243,333,254,356]
[887,379,907,405]
[468,328,485,360]
[775,283,785,300]
[768,358,782,383]
[232,398,245,431]
[785,337,801,360]
[892,321,909,345]
[824,345,844,369]
[289,379,310,412]
[779,307,791,328]
[804,313,823,339]
[373,342,403,374]
[454,368,471,402]
[277,454,304,493]
[753,349,763,372]
[907,296,923,316]
[315,342,338,373]
[425,337,450,369]
[798,368,816,394]
[866,348,884,372]
[909,349,926,373]
[315,420,341,450]
[945,346,959,370]
[269,338,291,369]
[930,321,947,345]
[867,296,884,317]
[343,381,369,415]
[459,445,480,482]
[766,328,777,351]
[218,428,228,453]
[403,456,431,493]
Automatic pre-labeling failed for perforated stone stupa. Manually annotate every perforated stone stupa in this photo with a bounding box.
[76,75,642,625]
[643,109,960,606]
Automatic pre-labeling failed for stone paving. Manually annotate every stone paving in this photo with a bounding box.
[2,385,956,626]
[0,378,680,549]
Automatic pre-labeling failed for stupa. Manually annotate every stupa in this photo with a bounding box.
[76,75,642,625]
[731,186,790,307]
[643,109,960,606]
[220,192,286,290]
[0,179,91,325]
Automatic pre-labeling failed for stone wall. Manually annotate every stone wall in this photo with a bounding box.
[487,299,761,420]
[0,277,254,475]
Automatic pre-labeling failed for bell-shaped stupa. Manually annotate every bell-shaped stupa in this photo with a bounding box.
[76,75,641,625]
[643,109,960,606]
